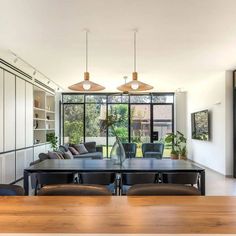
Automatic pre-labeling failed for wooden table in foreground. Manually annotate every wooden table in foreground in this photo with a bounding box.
[0,196,236,234]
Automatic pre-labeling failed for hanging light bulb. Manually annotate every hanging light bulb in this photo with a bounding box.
[68,30,105,91]
[117,30,153,92]
[82,72,91,90]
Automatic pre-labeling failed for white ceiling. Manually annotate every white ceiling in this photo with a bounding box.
[1,0,236,92]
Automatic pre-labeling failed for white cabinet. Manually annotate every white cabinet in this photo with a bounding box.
[25,83,33,147]
[25,148,33,167]
[0,152,15,184]
[33,144,46,161]
[4,71,15,151]
[16,148,33,180]
[16,150,25,180]
[16,78,26,149]
[0,69,3,152]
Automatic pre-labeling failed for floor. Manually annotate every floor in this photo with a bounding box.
[205,167,236,195]
[17,163,236,196]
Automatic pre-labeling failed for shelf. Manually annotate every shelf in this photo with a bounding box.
[34,118,46,121]
[34,129,46,131]
[34,107,45,111]
[46,120,55,122]
[45,110,55,114]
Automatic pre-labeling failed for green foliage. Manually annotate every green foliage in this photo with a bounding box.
[165,131,187,156]
[46,133,58,151]
[64,120,83,144]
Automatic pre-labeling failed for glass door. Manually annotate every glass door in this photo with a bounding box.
[152,104,173,157]
[108,104,129,157]
[130,104,151,157]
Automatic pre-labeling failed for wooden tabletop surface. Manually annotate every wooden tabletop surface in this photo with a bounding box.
[0,196,235,233]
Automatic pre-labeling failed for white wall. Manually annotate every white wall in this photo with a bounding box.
[187,71,233,176]
[175,92,187,136]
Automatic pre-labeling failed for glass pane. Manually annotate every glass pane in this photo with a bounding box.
[63,104,84,144]
[153,104,173,157]
[108,104,129,157]
[62,94,84,103]
[85,104,107,156]
[108,95,121,103]
[108,95,129,103]
[86,95,107,103]
[152,94,174,103]
[130,105,150,157]
[130,95,151,103]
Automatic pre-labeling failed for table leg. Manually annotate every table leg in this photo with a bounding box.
[200,170,205,195]
[24,170,29,196]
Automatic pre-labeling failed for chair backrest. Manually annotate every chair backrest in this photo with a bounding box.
[0,184,24,196]
[79,172,116,185]
[36,172,75,187]
[161,172,199,185]
[122,173,157,185]
[127,183,201,196]
[38,184,112,196]
[142,143,164,155]
[122,143,137,158]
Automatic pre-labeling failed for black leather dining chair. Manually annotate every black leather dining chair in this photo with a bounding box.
[127,183,201,196]
[161,172,200,189]
[121,172,157,195]
[34,172,76,195]
[38,184,112,196]
[79,172,117,195]
[0,184,24,196]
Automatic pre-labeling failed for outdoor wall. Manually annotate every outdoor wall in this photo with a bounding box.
[187,71,233,176]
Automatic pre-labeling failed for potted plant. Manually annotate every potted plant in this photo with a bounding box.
[46,133,58,151]
[165,131,187,160]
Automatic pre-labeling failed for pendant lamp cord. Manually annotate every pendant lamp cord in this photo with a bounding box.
[134,30,136,72]
[86,30,88,72]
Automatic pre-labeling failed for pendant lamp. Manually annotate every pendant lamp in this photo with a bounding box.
[68,30,105,91]
[117,30,153,92]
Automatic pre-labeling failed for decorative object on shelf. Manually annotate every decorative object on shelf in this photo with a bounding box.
[46,115,50,120]
[34,139,40,144]
[68,29,105,91]
[35,113,39,118]
[117,30,153,92]
[46,123,50,130]
[34,120,39,129]
[46,133,58,151]
[34,98,40,108]
[165,131,187,160]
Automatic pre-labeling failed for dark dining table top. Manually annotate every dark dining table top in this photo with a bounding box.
[25,158,204,172]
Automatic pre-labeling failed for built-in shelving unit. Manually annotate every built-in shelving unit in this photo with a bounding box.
[33,86,55,145]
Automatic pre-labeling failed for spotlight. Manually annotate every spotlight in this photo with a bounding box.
[14,58,18,63]
[33,70,37,76]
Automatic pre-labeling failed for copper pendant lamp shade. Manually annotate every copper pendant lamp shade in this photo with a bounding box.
[117,30,153,92]
[68,72,105,91]
[68,30,105,92]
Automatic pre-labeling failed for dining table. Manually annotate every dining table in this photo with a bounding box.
[0,196,236,234]
[24,158,205,195]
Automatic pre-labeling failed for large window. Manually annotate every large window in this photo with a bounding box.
[61,93,174,158]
